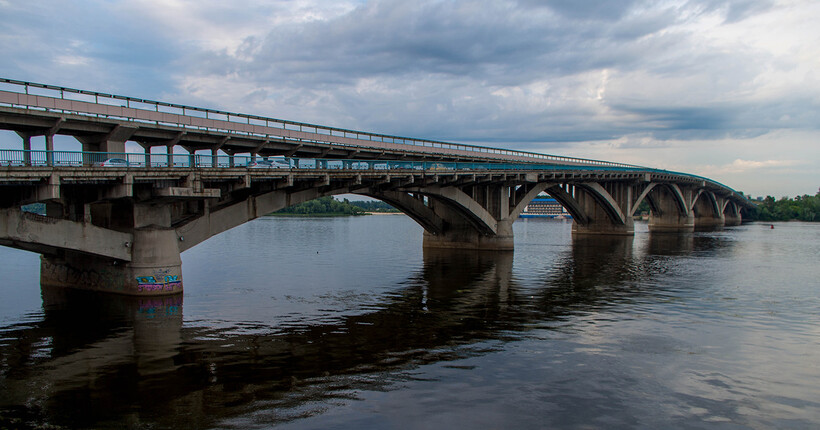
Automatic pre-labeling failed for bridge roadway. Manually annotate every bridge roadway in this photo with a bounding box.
[0,79,753,296]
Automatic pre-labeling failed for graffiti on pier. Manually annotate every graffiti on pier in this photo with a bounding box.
[136,273,181,293]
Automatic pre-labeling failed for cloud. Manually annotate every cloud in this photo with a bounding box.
[714,158,801,173]
[144,0,818,146]
[0,0,817,196]
[4,0,815,144]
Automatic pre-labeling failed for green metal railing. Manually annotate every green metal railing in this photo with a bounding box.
[0,149,752,205]
[0,149,647,171]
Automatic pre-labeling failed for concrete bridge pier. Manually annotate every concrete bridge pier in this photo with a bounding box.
[567,183,635,236]
[646,185,696,233]
[722,200,743,227]
[40,227,183,296]
[721,199,743,226]
[694,215,725,231]
[419,184,516,251]
[26,196,186,296]
[423,217,514,250]
[693,190,725,231]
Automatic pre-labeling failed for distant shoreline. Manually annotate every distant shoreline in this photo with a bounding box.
[265,213,361,217]
[265,211,401,217]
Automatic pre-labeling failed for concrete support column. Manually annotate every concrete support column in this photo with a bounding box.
[77,126,133,162]
[16,132,32,165]
[423,217,514,250]
[571,184,634,236]
[694,214,725,231]
[724,201,742,226]
[693,192,724,231]
[421,188,515,250]
[648,186,695,233]
[724,214,741,226]
[135,142,151,167]
[103,140,126,154]
[40,228,183,296]
[45,134,54,165]
[39,200,184,296]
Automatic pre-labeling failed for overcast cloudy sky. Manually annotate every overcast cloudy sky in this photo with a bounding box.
[1,0,817,197]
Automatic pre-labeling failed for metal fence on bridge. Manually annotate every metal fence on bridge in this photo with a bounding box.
[0,148,751,206]
[0,149,649,172]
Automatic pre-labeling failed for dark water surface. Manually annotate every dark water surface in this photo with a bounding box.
[1,217,819,429]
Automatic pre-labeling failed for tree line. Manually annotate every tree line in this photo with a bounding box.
[273,197,397,216]
[745,192,820,222]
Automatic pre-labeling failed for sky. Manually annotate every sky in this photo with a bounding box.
[0,0,817,198]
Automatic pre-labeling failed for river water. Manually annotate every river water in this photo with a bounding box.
[0,216,818,429]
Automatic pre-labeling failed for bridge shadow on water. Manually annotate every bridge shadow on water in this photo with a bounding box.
[0,232,735,429]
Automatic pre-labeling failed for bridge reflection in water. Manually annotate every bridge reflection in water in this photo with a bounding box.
[0,231,722,429]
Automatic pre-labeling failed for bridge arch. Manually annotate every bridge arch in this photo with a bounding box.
[575,182,627,226]
[644,184,695,233]
[643,183,689,217]
[692,190,724,230]
[692,190,721,217]
[416,186,499,236]
[722,200,742,226]
[544,182,633,235]
[509,183,550,219]
[544,184,589,224]
[361,190,443,235]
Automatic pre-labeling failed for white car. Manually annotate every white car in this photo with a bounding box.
[248,159,290,169]
[93,158,129,167]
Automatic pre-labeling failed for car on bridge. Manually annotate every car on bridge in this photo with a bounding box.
[93,158,130,167]
[428,163,454,171]
[248,159,291,169]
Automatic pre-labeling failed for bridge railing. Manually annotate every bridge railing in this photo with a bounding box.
[0,149,649,172]
[0,149,752,205]
[0,78,641,168]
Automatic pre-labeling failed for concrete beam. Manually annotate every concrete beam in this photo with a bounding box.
[153,187,220,199]
[0,208,133,261]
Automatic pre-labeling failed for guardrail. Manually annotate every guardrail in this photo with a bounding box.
[0,78,641,169]
[0,149,751,205]
[0,149,648,172]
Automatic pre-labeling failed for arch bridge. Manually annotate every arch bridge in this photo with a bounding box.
[0,79,753,295]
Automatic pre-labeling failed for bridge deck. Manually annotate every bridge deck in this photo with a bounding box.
[0,78,634,166]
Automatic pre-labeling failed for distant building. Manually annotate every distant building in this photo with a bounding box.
[520,197,571,219]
